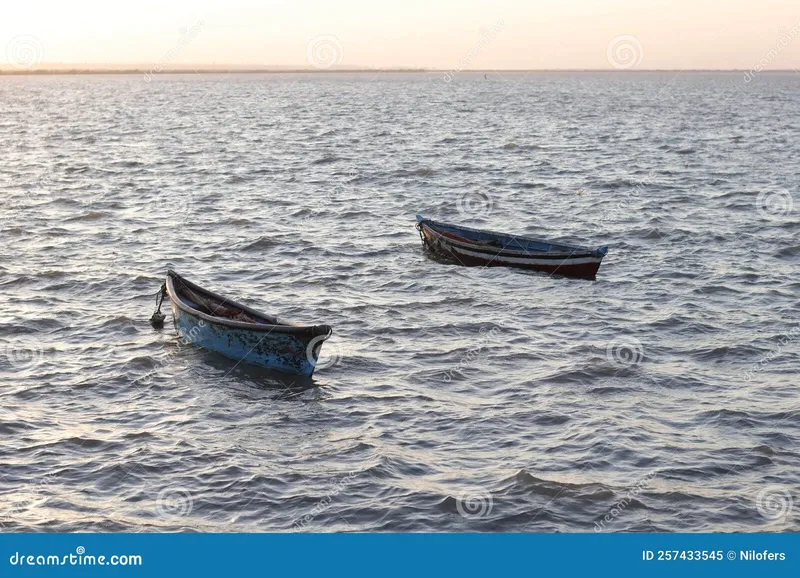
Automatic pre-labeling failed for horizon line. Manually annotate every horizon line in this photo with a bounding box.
[0,67,794,76]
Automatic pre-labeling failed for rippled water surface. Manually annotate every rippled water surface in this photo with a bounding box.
[1,72,799,532]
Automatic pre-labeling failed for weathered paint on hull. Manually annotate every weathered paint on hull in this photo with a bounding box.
[421,226,603,280]
[171,300,320,377]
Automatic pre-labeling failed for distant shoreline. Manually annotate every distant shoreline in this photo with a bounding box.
[0,68,794,76]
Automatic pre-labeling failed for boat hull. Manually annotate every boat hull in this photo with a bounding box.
[166,272,330,377]
[417,217,606,280]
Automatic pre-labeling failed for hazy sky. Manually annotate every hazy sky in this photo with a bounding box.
[2,0,800,70]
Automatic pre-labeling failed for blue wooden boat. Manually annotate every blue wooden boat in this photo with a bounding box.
[416,215,608,279]
[162,271,332,377]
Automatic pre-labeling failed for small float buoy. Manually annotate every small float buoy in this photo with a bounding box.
[149,283,167,329]
[149,311,166,328]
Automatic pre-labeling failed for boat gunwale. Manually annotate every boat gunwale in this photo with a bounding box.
[166,271,332,338]
[417,215,607,257]
[420,223,600,260]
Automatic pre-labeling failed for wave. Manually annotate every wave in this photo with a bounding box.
[312,156,341,165]
[236,236,281,251]
[64,211,109,222]
[394,168,434,176]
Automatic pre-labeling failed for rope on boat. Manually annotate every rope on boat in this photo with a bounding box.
[416,222,429,250]
[149,283,167,328]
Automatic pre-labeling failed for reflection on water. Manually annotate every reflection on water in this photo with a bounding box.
[0,72,798,532]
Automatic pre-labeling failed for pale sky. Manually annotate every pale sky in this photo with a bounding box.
[2,0,800,70]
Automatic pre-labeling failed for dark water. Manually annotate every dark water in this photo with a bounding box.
[1,72,798,532]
